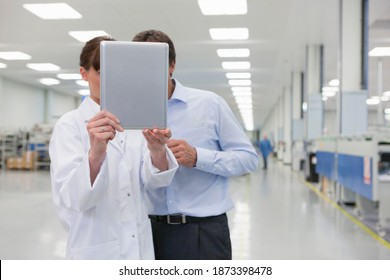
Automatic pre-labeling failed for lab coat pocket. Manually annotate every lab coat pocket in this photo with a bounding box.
[138,219,154,260]
[70,240,120,260]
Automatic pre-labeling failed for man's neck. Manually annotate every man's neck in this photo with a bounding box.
[168,79,175,99]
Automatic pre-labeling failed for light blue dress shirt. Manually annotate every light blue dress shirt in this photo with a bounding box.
[145,80,259,217]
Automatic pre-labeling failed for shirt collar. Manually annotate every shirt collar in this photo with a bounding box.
[170,79,187,103]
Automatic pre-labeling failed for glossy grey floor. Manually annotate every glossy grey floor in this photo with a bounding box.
[1,159,390,260]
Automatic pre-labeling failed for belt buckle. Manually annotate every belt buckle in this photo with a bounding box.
[167,214,186,225]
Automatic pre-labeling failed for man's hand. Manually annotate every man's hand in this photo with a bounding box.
[142,128,172,171]
[167,139,197,167]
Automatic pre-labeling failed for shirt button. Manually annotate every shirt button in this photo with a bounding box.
[127,193,131,197]
[132,234,135,238]
[169,200,173,204]
[121,140,124,143]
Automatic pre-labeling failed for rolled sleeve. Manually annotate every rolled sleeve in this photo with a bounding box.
[143,146,178,189]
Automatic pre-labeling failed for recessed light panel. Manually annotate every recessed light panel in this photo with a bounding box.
[27,63,60,71]
[222,61,250,69]
[76,80,88,87]
[232,86,251,92]
[0,51,31,60]
[78,89,90,96]
[23,3,82,19]
[369,47,390,57]
[226,72,251,79]
[57,73,82,80]
[40,78,60,85]
[217,48,250,57]
[198,0,247,15]
[210,28,249,40]
[69,31,111,42]
[229,79,251,86]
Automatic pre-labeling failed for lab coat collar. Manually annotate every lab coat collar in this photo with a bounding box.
[78,96,99,122]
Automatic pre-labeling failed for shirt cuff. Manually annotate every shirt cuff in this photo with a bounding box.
[193,147,214,171]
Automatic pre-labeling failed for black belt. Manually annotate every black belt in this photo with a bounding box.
[149,213,225,225]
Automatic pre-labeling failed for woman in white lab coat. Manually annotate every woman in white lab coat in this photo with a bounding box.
[49,36,178,260]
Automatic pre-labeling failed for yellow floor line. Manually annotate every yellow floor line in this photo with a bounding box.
[301,177,390,251]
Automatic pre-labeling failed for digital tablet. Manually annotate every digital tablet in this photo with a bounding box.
[100,41,168,129]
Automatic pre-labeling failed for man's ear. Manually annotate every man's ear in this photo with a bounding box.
[169,61,176,77]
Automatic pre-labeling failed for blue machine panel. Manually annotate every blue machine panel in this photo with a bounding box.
[337,154,373,200]
[316,151,336,180]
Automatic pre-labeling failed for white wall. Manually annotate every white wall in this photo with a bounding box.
[0,76,78,129]
[324,109,378,136]
[49,91,79,124]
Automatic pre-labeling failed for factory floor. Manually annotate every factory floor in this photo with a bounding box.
[1,157,390,260]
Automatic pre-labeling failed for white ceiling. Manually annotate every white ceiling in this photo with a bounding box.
[1,0,390,129]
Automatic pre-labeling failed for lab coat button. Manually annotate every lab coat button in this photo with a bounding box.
[127,193,131,197]
[132,234,135,238]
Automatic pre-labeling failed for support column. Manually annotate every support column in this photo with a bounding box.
[283,85,292,165]
[0,77,3,126]
[337,0,367,204]
[305,45,323,141]
[277,94,284,161]
[304,44,323,182]
[291,72,305,171]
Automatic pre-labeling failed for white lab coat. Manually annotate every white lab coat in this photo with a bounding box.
[49,97,178,259]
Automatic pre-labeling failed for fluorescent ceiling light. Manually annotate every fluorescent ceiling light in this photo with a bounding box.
[383,91,390,97]
[233,91,252,97]
[238,103,252,109]
[322,91,336,97]
[239,108,252,114]
[0,62,7,68]
[366,98,380,105]
[222,61,250,70]
[226,72,251,79]
[328,79,339,86]
[209,28,249,40]
[217,48,250,58]
[322,86,338,92]
[369,47,390,57]
[229,79,251,86]
[76,80,88,87]
[232,86,251,92]
[0,51,31,60]
[40,78,60,86]
[69,31,110,42]
[242,122,253,131]
[27,63,60,71]
[322,96,328,101]
[381,96,389,102]
[198,0,247,15]
[235,96,252,104]
[57,73,82,80]
[384,108,390,114]
[302,102,308,112]
[78,89,90,96]
[23,3,82,19]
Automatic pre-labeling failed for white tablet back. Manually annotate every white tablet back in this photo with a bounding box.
[100,41,168,129]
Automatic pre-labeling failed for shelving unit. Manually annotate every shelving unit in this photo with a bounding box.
[0,132,18,170]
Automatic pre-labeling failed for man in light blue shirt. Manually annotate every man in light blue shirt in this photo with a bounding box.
[133,30,259,260]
